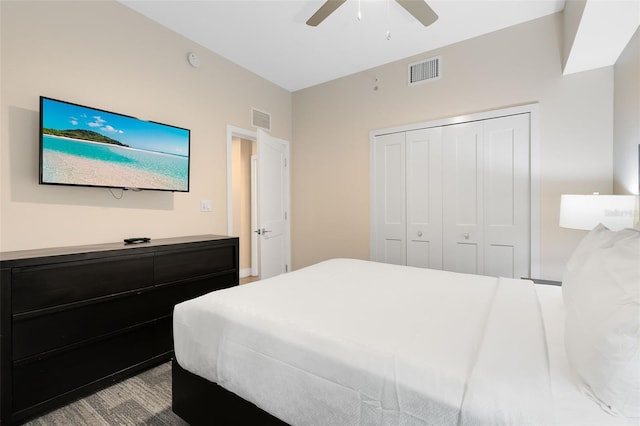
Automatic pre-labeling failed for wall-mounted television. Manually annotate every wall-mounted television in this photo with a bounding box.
[39,96,190,192]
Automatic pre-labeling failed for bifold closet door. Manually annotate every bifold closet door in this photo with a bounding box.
[406,128,443,269]
[372,132,406,265]
[372,112,530,278]
[373,129,443,268]
[442,114,530,277]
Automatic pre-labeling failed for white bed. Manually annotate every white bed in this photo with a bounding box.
[173,256,639,426]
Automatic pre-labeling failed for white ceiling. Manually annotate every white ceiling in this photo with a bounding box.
[119,0,624,92]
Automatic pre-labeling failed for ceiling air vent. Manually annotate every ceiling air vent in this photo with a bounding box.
[408,56,441,86]
[251,107,271,131]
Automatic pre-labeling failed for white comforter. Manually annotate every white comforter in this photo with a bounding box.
[173,259,553,425]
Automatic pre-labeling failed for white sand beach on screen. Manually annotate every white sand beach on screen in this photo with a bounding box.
[42,151,184,190]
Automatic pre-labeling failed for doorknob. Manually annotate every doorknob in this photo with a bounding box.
[254,228,271,235]
[463,233,470,240]
[417,231,423,237]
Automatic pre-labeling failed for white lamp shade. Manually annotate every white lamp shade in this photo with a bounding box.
[560,194,637,231]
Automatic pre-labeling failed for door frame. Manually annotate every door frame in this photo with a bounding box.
[251,155,258,277]
[227,125,257,277]
[369,103,541,278]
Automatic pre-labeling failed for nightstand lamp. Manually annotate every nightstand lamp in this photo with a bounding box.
[559,194,637,231]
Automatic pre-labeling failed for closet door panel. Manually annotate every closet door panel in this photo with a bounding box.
[406,127,442,269]
[486,245,514,278]
[373,132,406,265]
[483,114,530,278]
[454,243,479,275]
[384,239,404,265]
[442,122,484,275]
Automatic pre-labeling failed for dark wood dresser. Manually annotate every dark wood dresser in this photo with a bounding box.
[0,235,239,425]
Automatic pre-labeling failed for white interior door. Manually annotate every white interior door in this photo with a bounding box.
[372,132,406,265]
[406,127,443,269]
[256,129,290,279]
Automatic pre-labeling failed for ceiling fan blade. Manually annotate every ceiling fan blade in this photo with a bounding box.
[306,0,347,26]
[395,0,438,26]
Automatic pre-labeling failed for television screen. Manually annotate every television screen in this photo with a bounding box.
[39,96,190,192]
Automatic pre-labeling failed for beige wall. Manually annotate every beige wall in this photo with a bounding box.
[613,28,640,195]
[0,1,291,251]
[1,2,629,282]
[291,12,614,281]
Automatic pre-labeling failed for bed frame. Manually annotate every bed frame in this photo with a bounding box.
[171,358,288,425]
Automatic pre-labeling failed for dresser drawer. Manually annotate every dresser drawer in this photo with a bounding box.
[12,272,236,361]
[155,245,236,284]
[12,318,172,412]
[11,254,154,313]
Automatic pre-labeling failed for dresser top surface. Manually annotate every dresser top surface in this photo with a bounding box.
[0,235,236,264]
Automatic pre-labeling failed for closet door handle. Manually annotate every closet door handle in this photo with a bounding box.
[463,233,470,240]
[417,231,423,237]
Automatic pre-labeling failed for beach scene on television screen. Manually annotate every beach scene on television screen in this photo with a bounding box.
[41,98,189,191]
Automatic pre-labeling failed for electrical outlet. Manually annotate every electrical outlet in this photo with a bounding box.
[200,200,212,212]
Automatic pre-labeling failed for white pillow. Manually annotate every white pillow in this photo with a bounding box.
[562,224,614,305]
[563,224,640,417]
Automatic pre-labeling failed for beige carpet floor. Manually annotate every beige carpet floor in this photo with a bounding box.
[23,362,187,426]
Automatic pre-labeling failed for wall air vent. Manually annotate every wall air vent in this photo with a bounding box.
[251,107,271,131]
[408,56,441,86]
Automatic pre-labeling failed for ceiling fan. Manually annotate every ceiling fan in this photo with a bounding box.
[306,0,438,27]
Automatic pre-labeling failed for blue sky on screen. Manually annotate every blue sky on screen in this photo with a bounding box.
[42,98,189,156]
